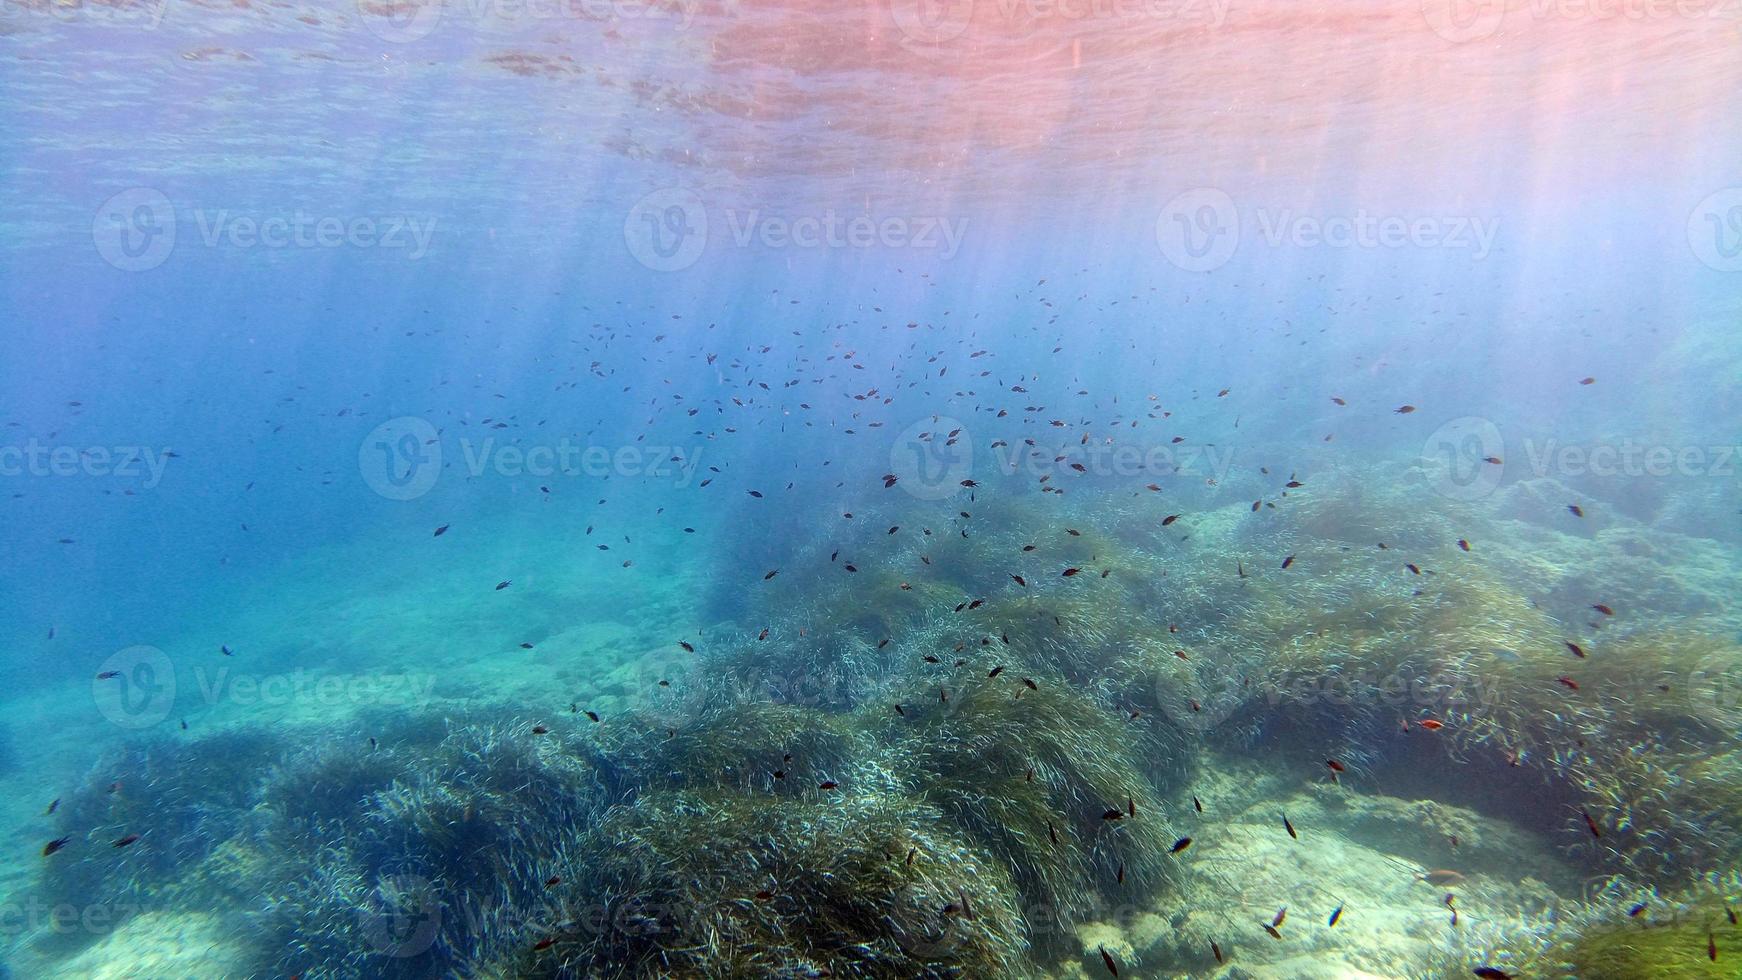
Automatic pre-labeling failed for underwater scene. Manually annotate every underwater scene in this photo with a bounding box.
[3,1,1742,978]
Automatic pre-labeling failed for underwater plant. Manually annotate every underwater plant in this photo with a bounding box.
[887,670,1183,932]
[480,789,1036,979]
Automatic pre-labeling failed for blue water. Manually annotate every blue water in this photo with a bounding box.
[2,2,1741,977]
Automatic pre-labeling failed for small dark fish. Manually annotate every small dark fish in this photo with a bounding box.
[1262,924,1282,939]
[1405,563,1421,575]
[1582,809,1602,838]
[1326,759,1345,773]
[818,781,838,790]
[1328,905,1343,927]
[1021,677,1037,691]
[763,569,779,580]
[1568,504,1584,517]
[1161,514,1180,526]
[545,875,561,887]
[1061,567,1081,577]
[1116,863,1125,883]
[1566,641,1587,658]
[678,640,695,653]
[112,834,140,848]
[988,665,1005,678]
[1211,940,1223,963]
[1011,574,1027,587]
[433,524,449,537]
[1282,814,1297,839]
[1710,931,1719,961]
[1169,837,1192,853]
[584,711,600,723]
[746,490,763,498]
[96,670,121,680]
[1102,809,1124,821]
[1193,796,1203,813]
[1627,902,1646,917]
[1272,907,1287,928]
[1280,555,1294,570]
[1098,944,1119,977]
[532,937,556,951]
[1592,603,1614,616]
[1394,404,1416,414]
[45,798,59,815]
[1048,820,1059,844]
[1458,539,1470,551]
[1556,676,1580,691]
[42,836,71,857]
[495,581,511,591]
[532,725,549,734]
[1472,969,1514,980]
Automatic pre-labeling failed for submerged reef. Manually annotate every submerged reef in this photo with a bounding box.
[22,460,1742,977]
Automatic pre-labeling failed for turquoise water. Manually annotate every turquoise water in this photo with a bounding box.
[2,2,1741,977]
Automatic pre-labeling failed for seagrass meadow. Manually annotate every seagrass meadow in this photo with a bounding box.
[3,1,1741,978]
